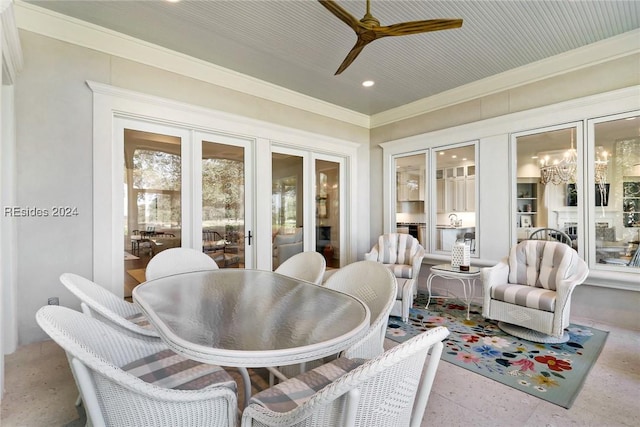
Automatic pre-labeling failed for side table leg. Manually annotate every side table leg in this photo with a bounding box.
[425,274,436,310]
[457,278,471,320]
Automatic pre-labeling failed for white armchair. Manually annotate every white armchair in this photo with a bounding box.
[365,233,425,322]
[482,240,589,343]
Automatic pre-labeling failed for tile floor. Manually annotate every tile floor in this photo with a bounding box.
[2,281,639,426]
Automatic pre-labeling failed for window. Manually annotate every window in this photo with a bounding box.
[434,144,477,253]
[394,153,427,248]
[514,125,580,247]
[391,142,477,255]
[514,113,640,274]
[589,113,640,271]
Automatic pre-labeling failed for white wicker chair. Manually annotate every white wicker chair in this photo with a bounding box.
[36,305,238,427]
[482,240,589,343]
[145,247,219,281]
[60,272,159,339]
[324,260,397,359]
[365,233,425,322]
[275,251,326,285]
[60,272,251,407]
[268,261,396,384]
[242,326,450,427]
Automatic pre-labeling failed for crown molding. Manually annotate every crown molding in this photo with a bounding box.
[13,0,370,128]
[1,0,23,84]
[370,29,640,129]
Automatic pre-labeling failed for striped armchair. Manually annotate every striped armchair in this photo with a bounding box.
[482,240,589,343]
[365,233,425,322]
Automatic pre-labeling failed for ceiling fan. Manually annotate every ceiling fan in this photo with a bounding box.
[318,0,463,75]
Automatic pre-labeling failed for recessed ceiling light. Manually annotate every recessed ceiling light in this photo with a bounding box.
[439,152,444,155]
[362,80,375,87]
[452,155,457,159]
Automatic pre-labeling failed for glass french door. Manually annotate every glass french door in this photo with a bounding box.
[315,158,342,269]
[270,146,345,270]
[199,135,252,269]
[121,120,254,297]
[123,125,188,298]
[271,152,304,270]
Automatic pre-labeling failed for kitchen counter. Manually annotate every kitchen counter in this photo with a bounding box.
[436,225,475,230]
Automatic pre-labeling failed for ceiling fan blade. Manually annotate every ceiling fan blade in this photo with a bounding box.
[377,19,463,37]
[318,0,360,32]
[335,38,369,75]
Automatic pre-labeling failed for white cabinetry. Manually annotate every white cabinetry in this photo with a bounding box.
[443,165,475,212]
[436,178,445,213]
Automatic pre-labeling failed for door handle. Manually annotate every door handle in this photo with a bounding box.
[245,230,252,246]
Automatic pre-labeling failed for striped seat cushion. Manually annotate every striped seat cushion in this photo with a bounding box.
[124,312,155,330]
[122,349,236,391]
[250,357,364,413]
[384,263,413,279]
[490,283,556,312]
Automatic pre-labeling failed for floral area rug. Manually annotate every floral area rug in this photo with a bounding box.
[386,294,608,408]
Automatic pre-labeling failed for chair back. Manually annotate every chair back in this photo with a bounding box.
[275,251,326,285]
[367,233,424,279]
[242,326,450,427]
[145,247,218,281]
[528,227,573,246]
[508,240,586,290]
[325,261,396,358]
[60,273,159,338]
[36,306,237,427]
[375,233,419,265]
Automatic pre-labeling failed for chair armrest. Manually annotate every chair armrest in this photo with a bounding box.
[410,246,425,278]
[364,245,379,261]
[554,256,589,306]
[481,257,509,317]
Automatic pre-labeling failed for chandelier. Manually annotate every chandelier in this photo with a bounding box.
[538,130,609,186]
[594,148,609,185]
[539,132,577,185]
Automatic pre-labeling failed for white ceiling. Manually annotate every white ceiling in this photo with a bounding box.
[24,0,640,116]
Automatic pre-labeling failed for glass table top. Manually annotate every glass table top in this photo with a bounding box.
[133,269,370,367]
